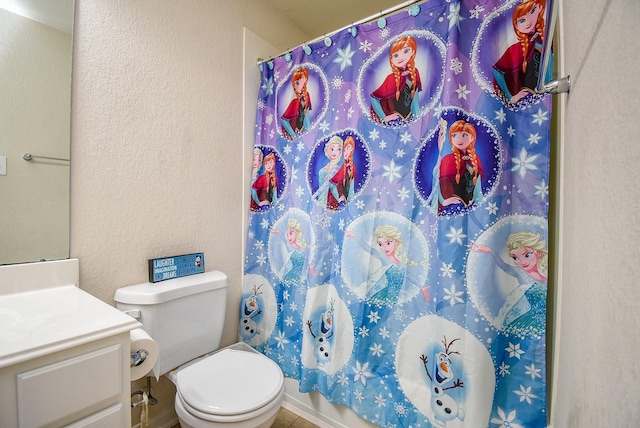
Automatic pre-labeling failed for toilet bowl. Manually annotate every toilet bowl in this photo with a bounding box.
[114,272,284,427]
[170,347,284,428]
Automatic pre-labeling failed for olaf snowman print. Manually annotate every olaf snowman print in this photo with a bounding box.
[420,336,465,426]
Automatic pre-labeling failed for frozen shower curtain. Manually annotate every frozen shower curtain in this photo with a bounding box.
[241,0,553,426]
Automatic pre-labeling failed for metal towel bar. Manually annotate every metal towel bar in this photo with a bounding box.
[22,153,69,162]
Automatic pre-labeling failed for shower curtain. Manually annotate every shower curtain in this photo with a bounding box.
[242,0,553,426]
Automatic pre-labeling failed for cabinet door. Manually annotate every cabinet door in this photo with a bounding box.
[16,345,122,427]
[65,404,125,428]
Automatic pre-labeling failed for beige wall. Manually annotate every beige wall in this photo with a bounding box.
[552,0,640,426]
[0,10,71,264]
[68,0,640,426]
[71,0,305,331]
[70,0,306,423]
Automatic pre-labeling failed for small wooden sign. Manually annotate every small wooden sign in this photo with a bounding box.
[148,253,204,283]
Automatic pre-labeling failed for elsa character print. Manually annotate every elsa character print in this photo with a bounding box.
[270,218,315,286]
[471,231,547,336]
[313,136,343,209]
[344,224,427,306]
[249,148,264,211]
[329,136,357,206]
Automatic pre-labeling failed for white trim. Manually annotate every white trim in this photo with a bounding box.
[548,1,566,426]
[242,28,279,274]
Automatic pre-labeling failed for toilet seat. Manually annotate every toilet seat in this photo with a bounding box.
[176,348,283,421]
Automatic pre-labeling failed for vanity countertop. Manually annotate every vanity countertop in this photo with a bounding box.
[0,285,140,369]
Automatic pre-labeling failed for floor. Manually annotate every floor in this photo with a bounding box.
[170,406,320,428]
[271,406,320,428]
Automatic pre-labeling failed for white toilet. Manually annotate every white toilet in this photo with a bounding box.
[114,271,284,428]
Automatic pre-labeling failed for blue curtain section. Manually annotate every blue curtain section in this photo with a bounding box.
[242,0,553,426]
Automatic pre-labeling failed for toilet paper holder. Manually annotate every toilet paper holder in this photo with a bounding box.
[131,349,149,367]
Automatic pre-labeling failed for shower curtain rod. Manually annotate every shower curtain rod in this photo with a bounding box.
[257,0,422,65]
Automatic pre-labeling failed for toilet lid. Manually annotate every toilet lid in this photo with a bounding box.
[176,349,283,416]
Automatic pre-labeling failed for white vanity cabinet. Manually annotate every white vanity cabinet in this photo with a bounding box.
[0,285,141,427]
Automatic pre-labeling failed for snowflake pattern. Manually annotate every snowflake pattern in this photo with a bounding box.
[443,284,464,306]
[334,44,355,71]
[456,83,471,99]
[353,361,374,386]
[359,39,372,53]
[498,361,511,376]
[447,2,465,31]
[524,363,542,380]
[490,407,524,428]
[506,342,525,359]
[261,76,274,95]
[511,147,539,179]
[446,226,467,245]
[470,5,485,19]
[382,160,402,183]
[440,262,455,278]
[450,57,463,74]
[514,385,538,404]
[331,75,344,90]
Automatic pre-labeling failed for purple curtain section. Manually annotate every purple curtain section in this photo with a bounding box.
[242,1,553,426]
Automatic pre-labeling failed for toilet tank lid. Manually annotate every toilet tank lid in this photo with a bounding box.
[114,271,227,305]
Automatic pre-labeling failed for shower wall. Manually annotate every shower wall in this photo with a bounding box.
[552,0,640,426]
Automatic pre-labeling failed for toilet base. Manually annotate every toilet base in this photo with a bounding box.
[174,388,283,428]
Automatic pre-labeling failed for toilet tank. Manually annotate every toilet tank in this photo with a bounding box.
[114,271,228,377]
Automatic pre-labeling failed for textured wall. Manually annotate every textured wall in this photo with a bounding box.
[70,0,306,423]
[553,0,640,426]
